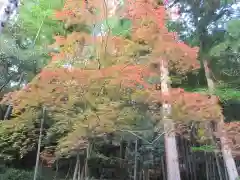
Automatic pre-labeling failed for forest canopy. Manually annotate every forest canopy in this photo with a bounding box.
[0,0,240,180]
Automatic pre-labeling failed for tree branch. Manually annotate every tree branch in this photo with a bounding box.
[0,73,15,92]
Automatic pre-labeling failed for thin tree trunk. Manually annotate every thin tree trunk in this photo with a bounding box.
[161,157,166,180]
[80,164,85,180]
[205,122,223,180]
[185,140,191,180]
[53,159,59,180]
[64,160,72,180]
[0,73,15,92]
[125,142,130,179]
[33,107,46,180]
[139,170,142,180]
[143,168,149,180]
[189,152,193,180]
[204,60,238,180]
[180,138,188,180]
[3,104,12,120]
[73,153,80,180]
[160,59,181,180]
[84,142,91,178]
[213,155,216,180]
[219,121,239,180]
[224,160,229,180]
[134,139,138,180]
[192,151,197,180]
[215,154,223,180]
[120,138,123,168]
[206,152,209,180]
[77,160,81,180]
[0,0,19,33]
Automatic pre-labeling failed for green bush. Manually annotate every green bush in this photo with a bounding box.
[0,168,43,180]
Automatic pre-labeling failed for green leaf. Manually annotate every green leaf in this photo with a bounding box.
[100,16,131,37]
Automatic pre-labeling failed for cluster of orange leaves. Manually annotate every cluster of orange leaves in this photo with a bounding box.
[124,0,200,73]
[1,69,222,124]
[2,0,223,124]
[0,0,233,165]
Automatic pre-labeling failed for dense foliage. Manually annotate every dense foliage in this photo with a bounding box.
[0,1,240,180]
[0,166,43,180]
[167,0,240,98]
[0,0,224,166]
[0,0,65,96]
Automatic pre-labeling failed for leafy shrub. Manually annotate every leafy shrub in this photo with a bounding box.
[0,168,43,180]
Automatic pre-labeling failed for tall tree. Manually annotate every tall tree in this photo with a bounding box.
[0,1,223,179]
[167,1,239,179]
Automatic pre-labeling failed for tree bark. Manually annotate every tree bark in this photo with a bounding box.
[73,154,80,180]
[143,168,149,180]
[161,157,166,180]
[204,60,238,180]
[77,160,81,180]
[133,139,138,180]
[160,59,181,180]
[84,143,90,178]
[218,122,239,180]
[203,60,215,93]
[33,107,46,180]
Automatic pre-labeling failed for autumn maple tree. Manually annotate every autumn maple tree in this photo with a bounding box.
[0,0,225,178]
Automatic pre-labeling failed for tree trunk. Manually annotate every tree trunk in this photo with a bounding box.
[203,60,215,93]
[218,122,239,180]
[204,60,238,180]
[161,157,166,180]
[77,160,81,180]
[73,154,80,180]
[143,168,149,180]
[84,143,90,178]
[134,139,138,180]
[33,107,46,180]
[0,0,19,33]
[160,59,181,180]
[205,122,223,180]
